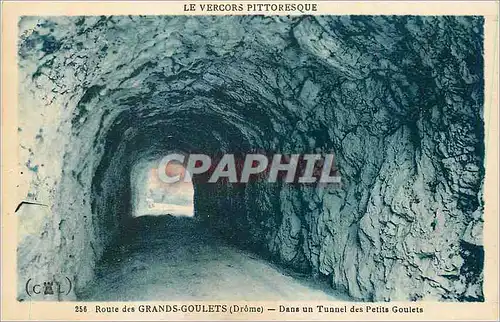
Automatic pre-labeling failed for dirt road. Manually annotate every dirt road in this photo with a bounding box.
[77,216,346,301]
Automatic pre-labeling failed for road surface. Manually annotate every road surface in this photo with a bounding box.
[78,215,346,301]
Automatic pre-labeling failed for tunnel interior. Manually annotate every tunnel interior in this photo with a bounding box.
[16,15,485,302]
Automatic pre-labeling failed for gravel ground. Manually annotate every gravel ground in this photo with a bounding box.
[77,216,347,301]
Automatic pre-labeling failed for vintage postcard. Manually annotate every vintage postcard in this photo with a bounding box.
[1,1,499,321]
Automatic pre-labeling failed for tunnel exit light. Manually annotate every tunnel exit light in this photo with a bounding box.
[158,153,341,184]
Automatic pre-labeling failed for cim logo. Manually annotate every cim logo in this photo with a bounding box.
[25,277,72,298]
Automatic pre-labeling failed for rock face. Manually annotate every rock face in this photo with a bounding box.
[16,16,484,301]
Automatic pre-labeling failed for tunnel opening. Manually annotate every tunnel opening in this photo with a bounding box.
[131,157,194,218]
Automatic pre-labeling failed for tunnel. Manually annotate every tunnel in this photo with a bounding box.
[16,15,485,302]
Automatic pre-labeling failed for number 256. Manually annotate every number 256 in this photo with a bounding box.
[75,305,87,313]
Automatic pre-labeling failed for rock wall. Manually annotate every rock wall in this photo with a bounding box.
[17,16,484,301]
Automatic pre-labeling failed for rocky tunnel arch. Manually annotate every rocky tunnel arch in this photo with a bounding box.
[17,15,484,302]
